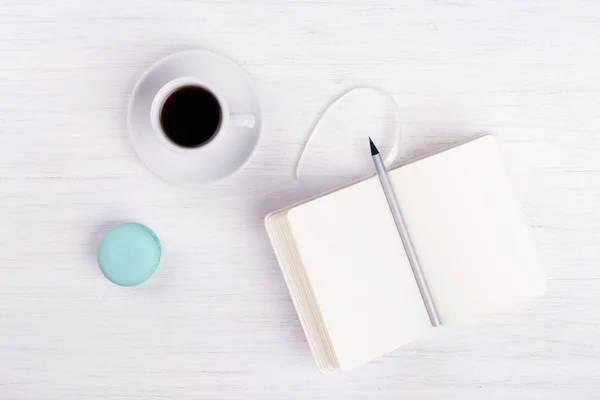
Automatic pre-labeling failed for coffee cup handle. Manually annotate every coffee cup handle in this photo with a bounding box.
[229,113,256,128]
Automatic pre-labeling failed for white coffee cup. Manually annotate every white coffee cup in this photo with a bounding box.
[150,77,255,153]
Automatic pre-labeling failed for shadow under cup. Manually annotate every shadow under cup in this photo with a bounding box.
[159,85,223,149]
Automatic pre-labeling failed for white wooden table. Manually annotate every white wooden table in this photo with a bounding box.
[1,1,599,398]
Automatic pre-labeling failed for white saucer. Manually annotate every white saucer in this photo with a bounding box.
[128,50,262,185]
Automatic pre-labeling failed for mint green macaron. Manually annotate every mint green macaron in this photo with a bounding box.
[97,223,161,287]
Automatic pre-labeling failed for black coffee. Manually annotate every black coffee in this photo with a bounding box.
[160,86,222,148]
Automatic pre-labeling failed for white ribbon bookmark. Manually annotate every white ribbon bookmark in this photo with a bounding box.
[294,86,403,180]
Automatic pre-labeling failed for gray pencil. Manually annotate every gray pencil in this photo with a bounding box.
[369,138,441,327]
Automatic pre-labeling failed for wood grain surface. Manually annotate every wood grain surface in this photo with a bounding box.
[1,1,599,399]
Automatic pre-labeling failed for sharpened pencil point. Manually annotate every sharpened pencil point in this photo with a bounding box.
[369,137,379,156]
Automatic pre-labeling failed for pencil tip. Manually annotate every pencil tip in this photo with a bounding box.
[369,137,379,156]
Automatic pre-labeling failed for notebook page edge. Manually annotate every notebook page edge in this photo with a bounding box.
[265,212,339,372]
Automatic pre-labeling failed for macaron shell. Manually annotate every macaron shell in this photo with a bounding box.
[97,223,161,287]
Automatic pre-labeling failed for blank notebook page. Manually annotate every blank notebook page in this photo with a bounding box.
[287,177,432,370]
[389,136,546,323]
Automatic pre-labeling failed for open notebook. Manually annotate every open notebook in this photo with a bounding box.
[265,135,546,372]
